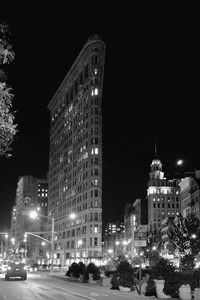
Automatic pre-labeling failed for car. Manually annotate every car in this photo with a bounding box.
[5,261,27,280]
[0,260,10,274]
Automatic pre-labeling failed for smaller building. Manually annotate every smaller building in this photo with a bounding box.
[124,199,147,260]
[103,221,125,259]
[147,158,181,231]
[179,171,200,218]
[10,176,48,264]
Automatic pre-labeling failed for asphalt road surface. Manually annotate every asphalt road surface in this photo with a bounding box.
[0,272,145,300]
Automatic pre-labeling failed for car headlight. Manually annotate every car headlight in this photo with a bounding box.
[23,266,27,270]
[7,266,11,270]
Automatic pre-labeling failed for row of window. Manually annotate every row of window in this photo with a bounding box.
[51,54,101,126]
[153,203,179,209]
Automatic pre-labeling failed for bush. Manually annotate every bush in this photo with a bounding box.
[145,276,156,296]
[83,263,101,281]
[163,270,200,297]
[151,257,176,280]
[78,262,86,275]
[65,262,80,278]
[163,274,180,298]
[110,272,119,289]
[105,270,115,278]
[110,260,135,290]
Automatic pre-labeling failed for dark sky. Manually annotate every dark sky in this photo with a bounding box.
[1,1,200,230]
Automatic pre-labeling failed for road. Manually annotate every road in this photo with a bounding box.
[0,272,146,300]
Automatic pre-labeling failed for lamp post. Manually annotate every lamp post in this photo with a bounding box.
[29,211,76,273]
[75,240,83,261]
[131,215,136,260]
[115,241,120,258]
[23,234,27,264]
[29,211,55,273]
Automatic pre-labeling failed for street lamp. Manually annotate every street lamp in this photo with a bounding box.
[177,159,184,166]
[191,233,197,239]
[115,241,120,258]
[23,236,27,264]
[30,211,55,273]
[29,210,76,273]
[75,240,83,261]
[131,215,136,260]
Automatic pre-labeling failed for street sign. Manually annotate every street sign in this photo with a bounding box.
[134,228,147,247]
[134,231,146,240]
[135,240,147,247]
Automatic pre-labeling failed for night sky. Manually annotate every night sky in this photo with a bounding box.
[1,1,200,230]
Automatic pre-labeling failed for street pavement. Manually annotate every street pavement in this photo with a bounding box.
[37,270,158,300]
[1,270,177,300]
[0,271,159,300]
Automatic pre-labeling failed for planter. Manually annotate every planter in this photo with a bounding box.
[70,274,79,281]
[141,282,148,294]
[119,286,131,292]
[154,279,171,299]
[99,277,111,287]
[179,284,192,300]
[194,288,200,300]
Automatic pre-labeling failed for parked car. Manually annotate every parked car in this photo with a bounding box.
[5,261,27,280]
[0,260,10,274]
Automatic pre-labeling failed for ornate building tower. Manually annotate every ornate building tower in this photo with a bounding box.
[147,157,181,231]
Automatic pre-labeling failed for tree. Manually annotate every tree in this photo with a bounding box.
[144,226,162,266]
[168,214,200,270]
[0,24,17,156]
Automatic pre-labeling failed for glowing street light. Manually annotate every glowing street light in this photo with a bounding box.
[30,210,38,219]
[191,233,197,239]
[29,210,76,272]
[177,159,183,166]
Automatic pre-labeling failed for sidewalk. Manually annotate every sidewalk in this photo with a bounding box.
[36,270,159,300]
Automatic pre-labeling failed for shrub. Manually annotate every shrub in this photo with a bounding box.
[105,269,115,278]
[145,276,156,296]
[178,271,198,292]
[78,262,86,275]
[110,272,119,289]
[110,260,135,290]
[163,273,180,298]
[164,270,199,297]
[83,263,101,281]
[65,262,80,278]
[151,257,176,280]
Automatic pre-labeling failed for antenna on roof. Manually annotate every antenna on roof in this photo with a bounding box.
[155,142,157,158]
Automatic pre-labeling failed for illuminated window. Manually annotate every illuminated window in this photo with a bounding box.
[95,148,99,154]
[94,225,98,233]
[95,68,98,74]
[94,88,98,96]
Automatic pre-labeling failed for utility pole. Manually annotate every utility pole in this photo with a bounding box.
[51,217,55,273]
